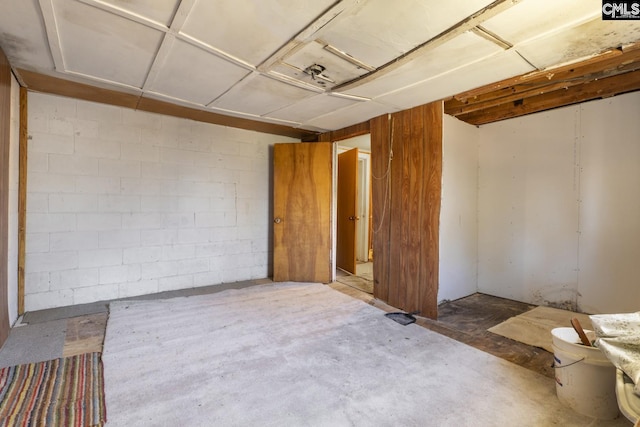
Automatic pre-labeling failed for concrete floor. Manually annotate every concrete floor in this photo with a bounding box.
[2,277,550,378]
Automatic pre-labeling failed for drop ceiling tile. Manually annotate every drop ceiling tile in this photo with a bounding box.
[516,18,640,69]
[148,39,251,105]
[339,32,503,99]
[53,0,164,88]
[319,0,495,68]
[266,94,360,123]
[180,0,336,66]
[207,105,301,127]
[0,0,53,70]
[273,40,371,89]
[481,0,601,45]
[211,74,318,117]
[98,0,181,26]
[303,100,400,131]
[378,50,535,110]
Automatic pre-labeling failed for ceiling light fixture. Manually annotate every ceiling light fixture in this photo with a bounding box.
[304,64,326,80]
[303,63,335,87]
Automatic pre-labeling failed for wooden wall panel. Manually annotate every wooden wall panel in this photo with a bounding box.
[387,110,405,308]
[316,121,370,143]
[0,47,12,346]
[370,102,442,319]
[407,106,425,313]
[419,103,442,319]
[370,115,390,303]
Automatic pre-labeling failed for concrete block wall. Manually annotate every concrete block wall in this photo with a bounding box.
[25,92,295,311]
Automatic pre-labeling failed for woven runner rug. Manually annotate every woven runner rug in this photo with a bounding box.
[0,352,106,427]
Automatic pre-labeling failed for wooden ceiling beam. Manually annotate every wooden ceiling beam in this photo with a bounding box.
[16,68,318,140]
[454,69,640,126]
[446,62,640,117]
[448,42,640,106]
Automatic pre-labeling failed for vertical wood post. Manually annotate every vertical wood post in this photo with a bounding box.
[18,87,27,315]
[0,47,11,344]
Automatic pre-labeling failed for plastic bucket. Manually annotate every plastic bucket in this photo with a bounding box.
[551,327,619,419]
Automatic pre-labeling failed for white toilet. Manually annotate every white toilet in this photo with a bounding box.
[616,369,640,425]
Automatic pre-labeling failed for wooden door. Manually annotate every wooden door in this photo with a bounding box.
[273,142,333,283]
[337,148,358,274]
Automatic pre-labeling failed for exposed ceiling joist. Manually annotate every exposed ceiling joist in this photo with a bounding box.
[445,42,640,125]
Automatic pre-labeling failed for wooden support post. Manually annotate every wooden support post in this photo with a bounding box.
[18,87,27,315]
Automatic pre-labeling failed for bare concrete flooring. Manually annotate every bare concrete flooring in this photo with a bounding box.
[0,278,552,380]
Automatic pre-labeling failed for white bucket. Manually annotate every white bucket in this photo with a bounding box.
[551,327,619,420]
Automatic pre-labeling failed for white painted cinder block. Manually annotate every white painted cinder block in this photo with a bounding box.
[121,144,159,162]
[159,275,193,292]
[141,261,178,280]
[99,265,131,285]
[28,152,49,173]
[162,244,195,261]
[78,249,123,268]
[26,252,78,273]
[193,271,223,287]
[50,268,100,290]
[75,137,121,159]
[26,289,74,312]
[73,284,119,305]
[98,194,141,213]
[26,194,49,213]
[77,213,122,231]
[99,158,141,178]
[118,280,159,298]
[27,213,76,233]
[76,176,121,194]
[26,233,50,253]
[29,132,74,155]
[99,230,141,249]
[140,229,179,246]
[49,194,98,213]
[25,92,296,310]
[29,173,76,193]
[49,231,99,251]
[123,246,162,264]
[25,272,51,293]
[178,258,209,275]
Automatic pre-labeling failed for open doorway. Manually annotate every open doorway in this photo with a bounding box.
[336,134,373,294]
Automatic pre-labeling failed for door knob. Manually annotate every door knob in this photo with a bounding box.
[348,216,360,221]
[274,217,282,224]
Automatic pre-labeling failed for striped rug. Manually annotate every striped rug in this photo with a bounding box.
[0,352,106,427]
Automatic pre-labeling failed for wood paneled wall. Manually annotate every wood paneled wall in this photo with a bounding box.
[316,121,370,143]
[0,47,12,346]
[371,102,442,319]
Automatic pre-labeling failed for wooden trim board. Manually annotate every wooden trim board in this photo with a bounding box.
[16,69,317,140]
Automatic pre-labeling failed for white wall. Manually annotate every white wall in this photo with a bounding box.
[7,73,20,324]
[439,114,479,303]
[477,92,640,314]
[25,93,295,311]
[578,94,640,314]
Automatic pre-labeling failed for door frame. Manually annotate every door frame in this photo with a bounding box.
[335,133,372,279]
